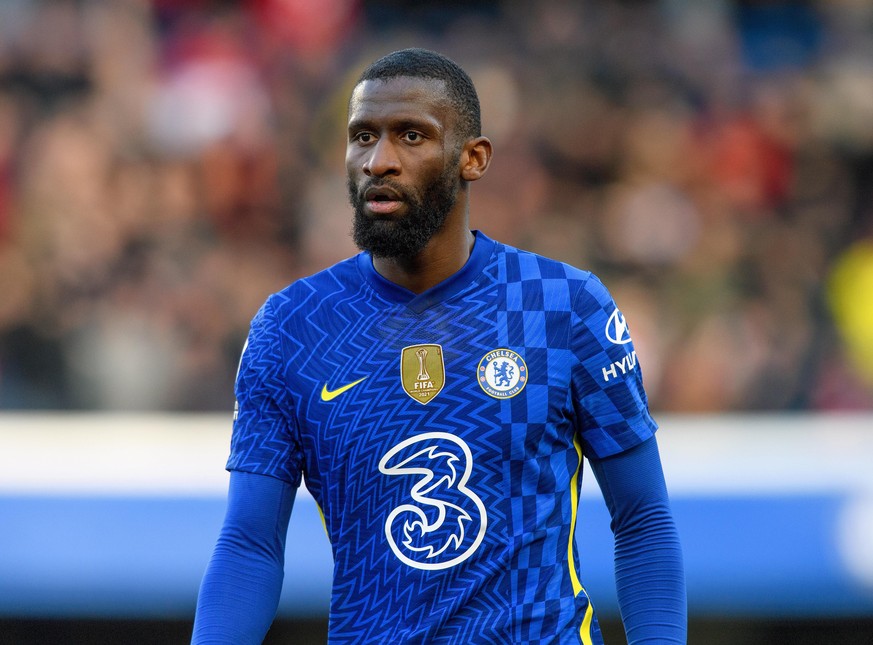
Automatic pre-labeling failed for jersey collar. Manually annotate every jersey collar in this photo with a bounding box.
[356,230,496,313]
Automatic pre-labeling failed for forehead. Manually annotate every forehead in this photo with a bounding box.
[348,76,452,126]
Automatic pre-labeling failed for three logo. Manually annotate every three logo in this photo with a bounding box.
[379,432,487,570]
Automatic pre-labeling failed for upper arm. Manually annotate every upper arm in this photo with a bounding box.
[570,275,657,459]
[228,298,305,486]
[588,435,670,533]
[222,470,297,559]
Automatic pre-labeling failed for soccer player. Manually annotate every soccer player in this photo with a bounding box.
[193,48,686,644]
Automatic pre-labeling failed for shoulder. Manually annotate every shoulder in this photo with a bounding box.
[260,255,365,320]
[492,240,603,310]
[267,256,362,310]
[494,240,593,284]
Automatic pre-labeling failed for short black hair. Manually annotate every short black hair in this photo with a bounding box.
[355,48,481,140]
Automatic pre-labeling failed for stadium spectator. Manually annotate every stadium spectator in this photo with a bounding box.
[0,0,870,412]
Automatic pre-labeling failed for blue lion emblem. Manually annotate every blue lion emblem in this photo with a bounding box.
[492,360,514,387]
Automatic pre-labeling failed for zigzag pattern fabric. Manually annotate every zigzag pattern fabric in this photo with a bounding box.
[228,231,656,644]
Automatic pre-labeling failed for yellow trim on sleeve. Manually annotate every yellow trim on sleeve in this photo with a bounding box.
[578,586,595,645]
[314,499,330,543]
[568,435,595,645]
[567,435,584,595]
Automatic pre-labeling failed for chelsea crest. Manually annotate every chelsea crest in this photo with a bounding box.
[477,349,528,399]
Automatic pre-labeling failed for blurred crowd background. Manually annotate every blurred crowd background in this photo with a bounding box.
[0,0,872,413]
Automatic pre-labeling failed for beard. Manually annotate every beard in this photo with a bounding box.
[348,165,460,260]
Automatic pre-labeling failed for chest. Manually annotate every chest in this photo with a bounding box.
[289,296,575,478]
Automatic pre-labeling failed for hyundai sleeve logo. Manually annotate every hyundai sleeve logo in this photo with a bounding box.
[605,309,632,345]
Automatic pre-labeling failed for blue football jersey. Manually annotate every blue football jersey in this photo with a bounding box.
[227,231,657,644]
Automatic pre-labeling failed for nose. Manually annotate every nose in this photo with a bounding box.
[363,138,400,178]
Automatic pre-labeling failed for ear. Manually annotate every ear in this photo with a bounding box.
[459,136,493,182]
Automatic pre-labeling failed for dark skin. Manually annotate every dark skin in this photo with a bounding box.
[346,76,493,294]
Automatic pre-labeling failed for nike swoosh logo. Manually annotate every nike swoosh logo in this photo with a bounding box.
[320,377,367,402]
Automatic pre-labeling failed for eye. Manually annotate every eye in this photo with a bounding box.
[403,131,423,143]
[354,132,374,144]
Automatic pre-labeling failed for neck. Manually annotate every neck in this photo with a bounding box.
[373,227,475,294]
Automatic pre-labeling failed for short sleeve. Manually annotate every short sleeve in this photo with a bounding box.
[570,275,657,459]
[226,297,305,487]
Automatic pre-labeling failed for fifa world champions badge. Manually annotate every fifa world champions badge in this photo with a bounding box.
[401,344,445,404]
[477,349,528,399]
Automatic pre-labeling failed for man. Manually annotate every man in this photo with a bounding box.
[193,48,686,644]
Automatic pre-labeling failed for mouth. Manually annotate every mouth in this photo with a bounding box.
[363,185,404,215]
